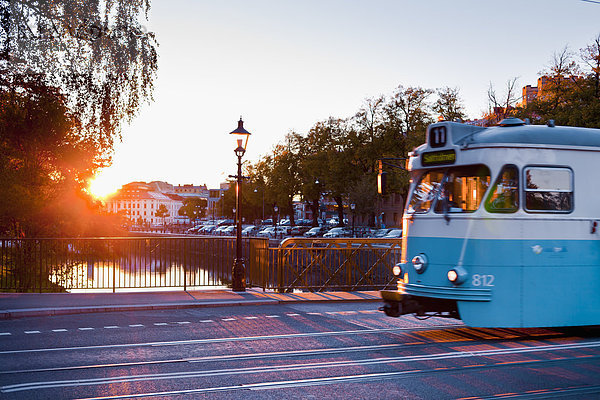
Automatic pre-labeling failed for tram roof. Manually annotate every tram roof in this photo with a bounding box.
[455,121,600,148]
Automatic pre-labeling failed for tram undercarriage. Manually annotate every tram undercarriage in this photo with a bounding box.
[380,290,460,320]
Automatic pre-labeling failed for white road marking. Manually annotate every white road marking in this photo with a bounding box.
[176,322,190,324]
[4,340,600,394]
[200,320,214,323]
[104,326,119,329]
[0,332,11,336]
[24,331,40,334]
[286,313,300,317]
[221,318,236,322]
[153,323,168,326]
[244,317,258,320]
[0,326,462,355]
[306,312,322,316]
[129,324,144,328]
[265,315,280,318]
[78,328,94,331]
[52,329,67,333]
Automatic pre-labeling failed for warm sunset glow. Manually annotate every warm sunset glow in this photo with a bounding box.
[87,175,119,200]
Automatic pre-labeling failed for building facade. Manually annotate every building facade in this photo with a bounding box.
[104,182,184,226]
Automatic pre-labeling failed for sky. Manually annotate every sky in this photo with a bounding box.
[88,0,600,198]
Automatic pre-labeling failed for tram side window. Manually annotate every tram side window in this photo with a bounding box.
[407,170,445,213]
[524,167,573,212]
[434,165,491,213]
[485,165,519,213]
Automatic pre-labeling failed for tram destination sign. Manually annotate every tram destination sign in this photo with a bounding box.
[421,149,456,166]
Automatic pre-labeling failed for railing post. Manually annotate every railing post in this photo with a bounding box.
[183,238,187,291]
[112,242,116,293]
[38,240,43,293]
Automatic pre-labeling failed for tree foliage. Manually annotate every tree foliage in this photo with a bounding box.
[516,36,600,128]
[178,197,207,222]
[0,0,158,237]
[0,0,158,150]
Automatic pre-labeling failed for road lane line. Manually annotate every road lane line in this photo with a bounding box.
[0,343,413,375]
[78,328,94,331]
[24,331,40,334]
[0,325,462,355]
[52,329,67,333]
[104,326,119,329]
[153,323,168,326]
[129,324,144,328]
[4,343,600,395]
[200,320,213,323]
[0,332,11,336]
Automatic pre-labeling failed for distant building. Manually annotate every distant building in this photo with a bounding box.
[104,182,183,226]
[520,76,549,107]
[207,183,230,219]
[174,184,209,199]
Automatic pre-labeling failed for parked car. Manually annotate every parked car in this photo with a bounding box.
[290,226,310,236]
[372,228,392,238]
[323,227,352,238]
[303,226,328,237]
[383,229,403,238]
[221,225,236,235]
[213,225,231,235]
[186,225,203,234]
[257,227,276,238]
[199,225,216,234]
[242,225,258,236]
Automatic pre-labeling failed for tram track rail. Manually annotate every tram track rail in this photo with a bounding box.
[3,339,600,396]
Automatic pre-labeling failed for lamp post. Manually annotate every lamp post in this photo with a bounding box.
[254,188,265,223]
[230,117,251,292]
[350,203,356,237]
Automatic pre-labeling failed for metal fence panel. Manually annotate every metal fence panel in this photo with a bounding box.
[0,237,268,292]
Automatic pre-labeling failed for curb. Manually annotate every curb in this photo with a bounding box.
[0,297,381,320]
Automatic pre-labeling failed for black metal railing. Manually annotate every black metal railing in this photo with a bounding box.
[0,236,398,292]
[265,238,401,292]
[0,237,268,292]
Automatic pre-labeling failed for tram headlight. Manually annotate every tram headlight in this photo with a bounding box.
[411,254,428,274]
[392,263,403,277]
[447,266,468,285]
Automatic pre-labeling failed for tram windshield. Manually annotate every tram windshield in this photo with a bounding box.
[408,165,491,214]
[407,170,444,213]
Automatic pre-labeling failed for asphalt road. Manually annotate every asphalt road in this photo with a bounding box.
[1,302,600,399]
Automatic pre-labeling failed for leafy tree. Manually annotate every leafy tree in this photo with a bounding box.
[155,204,169,230]
[0,76,116,236]
[178,198,207,223]
[433,87,467,122]
[0,0,158,237]
[1,0,158,150]
[581,33,600,99]
[267,133,302,226]
[516,36,600,128]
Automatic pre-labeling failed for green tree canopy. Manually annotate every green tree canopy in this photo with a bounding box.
[178,197,207,222]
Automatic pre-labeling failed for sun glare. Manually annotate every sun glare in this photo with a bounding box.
[87,176,119,200]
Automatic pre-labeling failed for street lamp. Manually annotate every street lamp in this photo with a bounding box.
[350,203,356,237]
[254,188,265,223]
[230,117,251,292]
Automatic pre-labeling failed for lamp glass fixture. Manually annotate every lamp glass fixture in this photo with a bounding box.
[230,117,251,152]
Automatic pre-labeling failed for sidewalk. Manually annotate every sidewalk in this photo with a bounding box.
[0,289,382,319]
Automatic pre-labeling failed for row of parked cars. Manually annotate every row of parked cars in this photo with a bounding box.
[186,220,402,239]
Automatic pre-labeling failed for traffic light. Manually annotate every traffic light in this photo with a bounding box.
[377,160,387,195]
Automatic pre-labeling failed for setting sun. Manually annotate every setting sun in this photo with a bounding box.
[87,175,119,200]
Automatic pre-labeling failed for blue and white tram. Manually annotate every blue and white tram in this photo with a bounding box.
[381,118,600,328]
